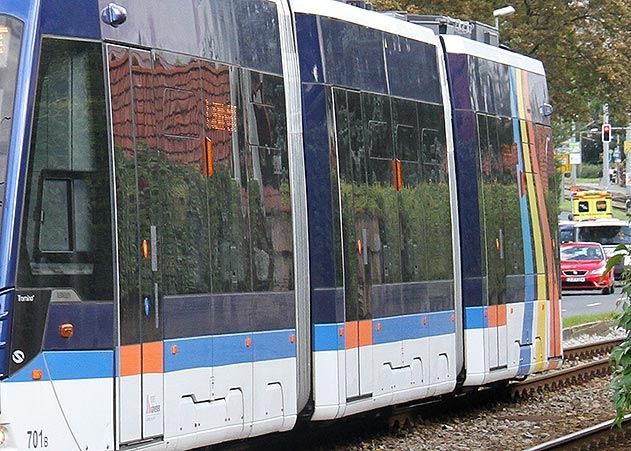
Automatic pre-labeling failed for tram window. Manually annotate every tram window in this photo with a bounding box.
[421,128,440,182]
[0,16,22,229]
[17,38,113,301]
[396,125,417,162]
[234,0,282,75]
[320,17,386,94]
[368,121,389,159]
[347,91,366,184]
[384,34,441,104]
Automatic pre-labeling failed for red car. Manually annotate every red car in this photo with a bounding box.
[560,242,614,294]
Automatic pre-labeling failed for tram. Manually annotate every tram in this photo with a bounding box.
[0,0,560,449]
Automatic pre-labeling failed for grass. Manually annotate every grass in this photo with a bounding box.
[575,177,600,184]
[563,311,618,329]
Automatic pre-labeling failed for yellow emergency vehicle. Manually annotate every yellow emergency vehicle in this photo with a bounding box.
[571,190,612,220]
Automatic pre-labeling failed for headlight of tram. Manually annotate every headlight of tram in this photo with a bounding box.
[0,425,7,446]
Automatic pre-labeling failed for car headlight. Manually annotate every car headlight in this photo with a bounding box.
[589,267,607,276]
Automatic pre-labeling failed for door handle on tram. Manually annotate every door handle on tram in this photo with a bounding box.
[154,282,160,328]
[150,225,158,272]
[362,228,368,265]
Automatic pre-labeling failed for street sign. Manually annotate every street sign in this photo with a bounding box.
[624,141,631,154]
[558,153,571,173]
[568,141,581,164]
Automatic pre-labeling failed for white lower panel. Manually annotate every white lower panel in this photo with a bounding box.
[428,334,457,397]
[345,347,359,399]
[0,378,113,451]
[143,372,164,438]
[162,358,296,449]
[359,345,373,396]
[506,303,525,372]
[251,358,297,436]
[120,374,142,443]
[313,333,458,421]
[463,329,485,386]
[312,350,343,421]
[487,326,498,369]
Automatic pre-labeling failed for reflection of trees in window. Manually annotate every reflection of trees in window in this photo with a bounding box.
[332,87,454,319]
[244,71,293,292]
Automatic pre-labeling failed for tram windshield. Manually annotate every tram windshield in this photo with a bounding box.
[0,15,23,225]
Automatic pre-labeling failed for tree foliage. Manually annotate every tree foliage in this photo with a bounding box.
[606,249,631,424]
[372,0,631,134]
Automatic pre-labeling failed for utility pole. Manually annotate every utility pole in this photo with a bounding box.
[570,122,577,186]
[601,104,610,189]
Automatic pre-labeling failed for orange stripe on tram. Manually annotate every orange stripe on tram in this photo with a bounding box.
[345,321,358,349]
[120,344,141,377]
[358,320,373,347]
[142,341,164,374]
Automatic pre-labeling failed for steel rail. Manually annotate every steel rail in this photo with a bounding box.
[563,338,624,361]
[525,414,631,450]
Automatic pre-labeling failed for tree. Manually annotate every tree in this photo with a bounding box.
[606,251,631,424]
[372,0,631,137]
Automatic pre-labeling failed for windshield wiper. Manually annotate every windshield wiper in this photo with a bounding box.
[0,116,10,125]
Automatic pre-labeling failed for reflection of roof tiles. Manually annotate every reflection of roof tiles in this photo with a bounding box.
[109,56,236,169]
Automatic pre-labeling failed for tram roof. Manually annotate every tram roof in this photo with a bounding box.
[441,34,545,75]
[290,0,440,46]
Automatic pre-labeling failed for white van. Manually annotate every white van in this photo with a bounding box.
[573,218,631,279]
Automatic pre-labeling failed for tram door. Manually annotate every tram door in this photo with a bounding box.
[109,46,165,444]
[334,89,373,400]
[478,114,508,371]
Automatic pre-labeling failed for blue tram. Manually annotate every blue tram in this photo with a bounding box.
[0,0,560,449]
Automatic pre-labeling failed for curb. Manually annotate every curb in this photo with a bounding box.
[562,320,620,341]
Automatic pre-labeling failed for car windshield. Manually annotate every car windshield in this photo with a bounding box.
[576,225,631,245]
[0,15,23,227]
[559,226,574,243]
[561,245,603,261]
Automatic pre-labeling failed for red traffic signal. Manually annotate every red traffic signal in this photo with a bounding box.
[602,124,612,143]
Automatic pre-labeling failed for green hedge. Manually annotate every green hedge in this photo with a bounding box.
[579,163,602,179]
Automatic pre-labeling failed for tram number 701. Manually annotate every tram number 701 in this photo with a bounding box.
[26,430,48,448]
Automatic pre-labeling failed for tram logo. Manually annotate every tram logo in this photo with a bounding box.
[146,395,161,415]
[11,349,24,364]
[17,294,34,303]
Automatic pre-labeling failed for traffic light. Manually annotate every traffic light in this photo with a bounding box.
[602,123,612,143]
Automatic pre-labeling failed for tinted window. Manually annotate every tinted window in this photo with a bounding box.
[234,0,282,74]
[0,15,23,229]
[385,34,441,103]
[320,17,386,93]
[527,72,550,125]
[470,57,511,117]
[18,39,112,300]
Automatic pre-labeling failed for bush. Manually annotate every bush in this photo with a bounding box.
[579,163,602,179]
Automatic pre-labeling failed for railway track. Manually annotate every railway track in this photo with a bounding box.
[216,338,627,451]
[563,338,623,361]
[526,415,631,450]
[510,338,623,398]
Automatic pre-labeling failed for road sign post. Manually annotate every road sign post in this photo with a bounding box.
[601,104,610,189]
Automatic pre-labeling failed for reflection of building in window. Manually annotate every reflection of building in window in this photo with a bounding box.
[207,101,236,132]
